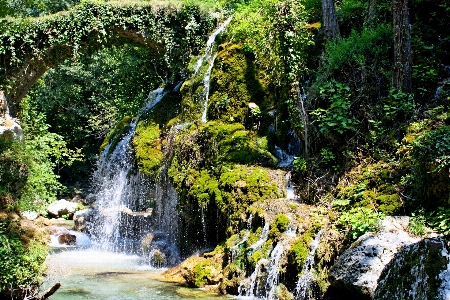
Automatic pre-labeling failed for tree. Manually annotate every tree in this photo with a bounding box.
[366,0,378,26]
[393,0,412,93]
[322,0,340,39]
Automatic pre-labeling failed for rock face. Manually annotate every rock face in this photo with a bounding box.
[47,199,78,218]
[374,238,450,300]
[328,216,420,298]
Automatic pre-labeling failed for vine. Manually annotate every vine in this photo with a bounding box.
[0,0,216,115]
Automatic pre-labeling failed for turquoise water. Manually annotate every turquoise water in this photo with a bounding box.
[45,249,228,300]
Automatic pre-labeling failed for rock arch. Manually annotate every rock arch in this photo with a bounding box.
[0,1,216,117]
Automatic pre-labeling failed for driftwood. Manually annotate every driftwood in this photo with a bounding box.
[26,282,61,300]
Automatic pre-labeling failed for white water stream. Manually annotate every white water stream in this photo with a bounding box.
[295,230,323,299]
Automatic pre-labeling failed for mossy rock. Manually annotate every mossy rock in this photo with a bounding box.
[100,115,132,153]
[268,214,290,240]
[132,120,163,176]
[374,238,449,300]
[207,43,267,124]
[335,160,405,215]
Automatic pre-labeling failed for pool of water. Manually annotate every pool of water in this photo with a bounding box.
[44,249,228,300]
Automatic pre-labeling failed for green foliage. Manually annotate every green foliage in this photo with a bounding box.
[293,157,307,173]
[0,217,48,299]
[425,207,450,236]
[132,120,163,176]
[192,261,213,287]
[335,161,404,215]
[382,88,415,121]
[311,80,359,135]
[409,210,427,237]
[337,207,384,240]
[324,24,392,71]
[411,126,450,208]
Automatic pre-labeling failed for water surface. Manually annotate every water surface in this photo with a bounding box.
[45,249,228,300]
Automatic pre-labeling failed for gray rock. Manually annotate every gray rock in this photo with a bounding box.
[374,238,450,300]
[73,208,96,234]
[329,216,420,297]
[47,199,78,218]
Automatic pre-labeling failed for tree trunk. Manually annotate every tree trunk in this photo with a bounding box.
[366,0,377,26]
[322,0,340,39]
[393,0,412,93]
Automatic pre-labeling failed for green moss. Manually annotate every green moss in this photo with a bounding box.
[335,160,405,215]
[205,43,268,124]
[193,261,213,287]
[269,214,290,240]
[132,120,163,176]
[287,226,321,277]
[249,249,263,268]
[100,116,132,153]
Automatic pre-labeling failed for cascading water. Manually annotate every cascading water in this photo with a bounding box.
[190,16,232,122]
[201,52,218,122]
[90,88,166,253]
[295,230,323,300]
[238,226,296,299]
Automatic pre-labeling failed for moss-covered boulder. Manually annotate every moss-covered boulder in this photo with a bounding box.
[207,43,267,124]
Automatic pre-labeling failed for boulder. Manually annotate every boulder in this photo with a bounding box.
[374,238,450,300]
[328,216,420,298]
[58,233,77,245]
[47,199,78,218]
[73,208,96,234]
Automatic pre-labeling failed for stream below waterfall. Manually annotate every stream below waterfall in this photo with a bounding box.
[44,248,228,300]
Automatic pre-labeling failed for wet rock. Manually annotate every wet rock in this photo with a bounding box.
[328,216,420,298]
[47,199,78,218]
[58,233,77,245]
[374,238,450,300]
[73,208,95,233]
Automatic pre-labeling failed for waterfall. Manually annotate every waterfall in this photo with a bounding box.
[249,222,270,251]
[89,88,166,253]
[286,171,296,200]
[201,52,218,122]
[193,16,233,74]
[295,230,323,300]
[191,16,232,122]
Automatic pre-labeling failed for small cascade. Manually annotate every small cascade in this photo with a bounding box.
[190,16,232,122]
[295,230,323,300]
[90,88,166,252]
[264,243,285,299]
[201,206,208,246]
[230,214,253,262]
[249,222,270,251]
[274,145,295,168]
[286,171,296,200]
[239,228,296,299]
[193,16,233,74]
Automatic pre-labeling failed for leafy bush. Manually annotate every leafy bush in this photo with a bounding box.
[411,126,450,208]
[337,207,384,240]
[311,80,359,135]
[0,217,48,299]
